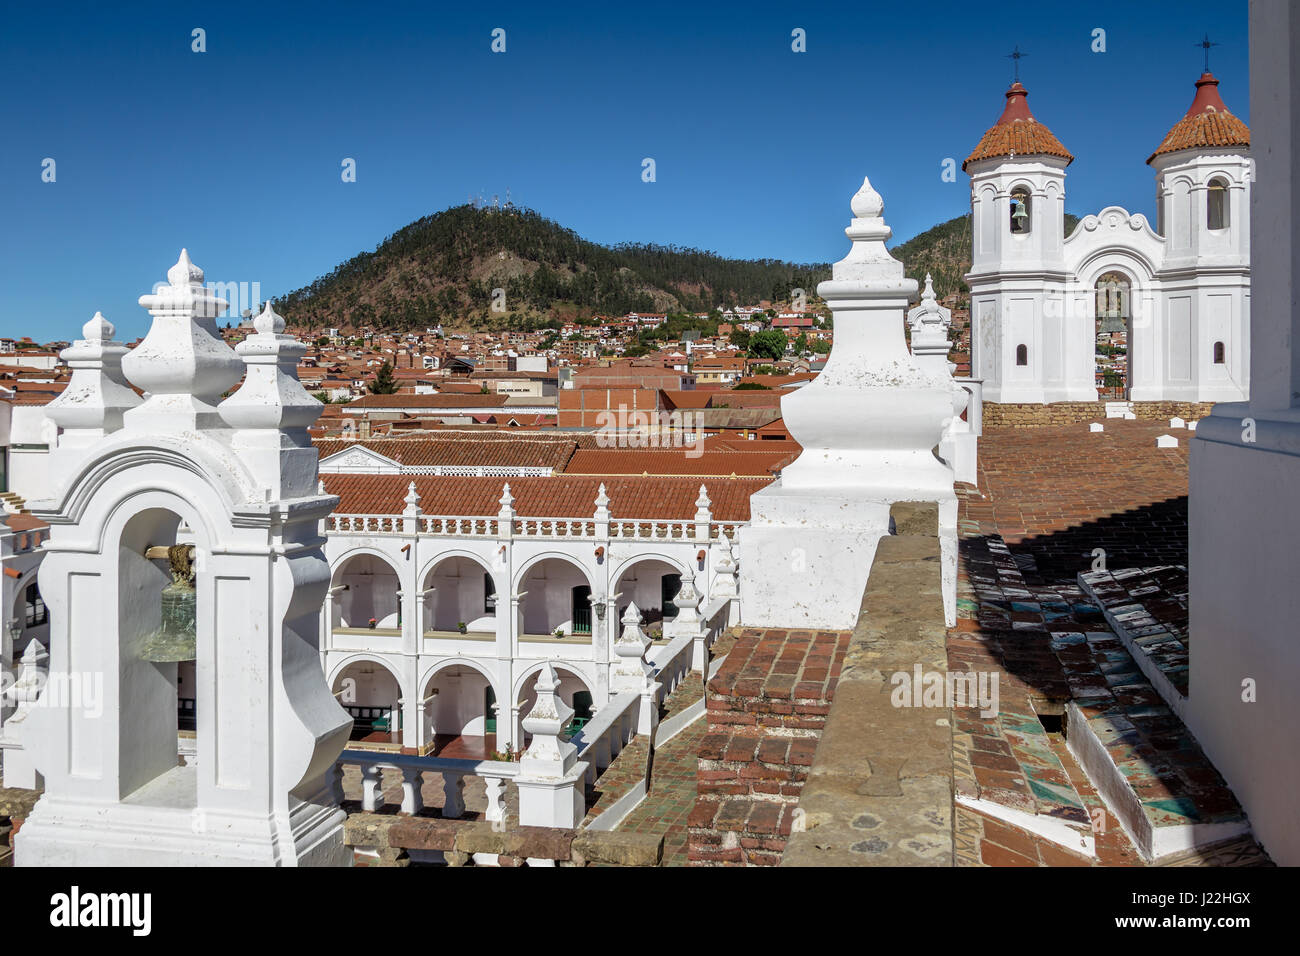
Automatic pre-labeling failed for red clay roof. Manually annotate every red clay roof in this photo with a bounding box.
[315,436,579,471]
[963,83,1073,171]
[322,474,762,520]
[1147,73,1250,164]
[561,448,796,478]
[346,393,511,409]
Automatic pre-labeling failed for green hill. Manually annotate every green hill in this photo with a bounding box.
[278,205,830,331]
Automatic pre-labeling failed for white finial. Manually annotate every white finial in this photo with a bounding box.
[318,478,326,495]
[850,175,884,219]
[622,601,642,625]
[82,311,115,342]
[253,300,286,336]
[595,482,610,509]
[695,484,711,510]
[499,482,514,508]
[922,273,937,304]
[167,248,205,288]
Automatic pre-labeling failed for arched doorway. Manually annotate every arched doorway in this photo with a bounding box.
[422,663,499,759]
[517,557,593,641]
[613,558,687,641]
[332,659,402,751]
[331,553,401,635]
[1094,271,1131,398]
[422,554,497,638]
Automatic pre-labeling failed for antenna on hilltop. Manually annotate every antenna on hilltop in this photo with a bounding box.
[1196,34,1220,73]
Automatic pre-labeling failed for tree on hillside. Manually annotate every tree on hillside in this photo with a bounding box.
[729,328,751,350]
[749,330,788,361]
[368,362,399,394]
[793,331,808,354]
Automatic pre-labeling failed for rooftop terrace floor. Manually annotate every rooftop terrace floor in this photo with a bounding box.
[953,420,1269,867]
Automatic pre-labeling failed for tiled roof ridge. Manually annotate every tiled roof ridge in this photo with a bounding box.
[963,82,1074,171]
[1147,72,1250,164]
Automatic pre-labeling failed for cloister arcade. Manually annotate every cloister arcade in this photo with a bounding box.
[319,505,739,756]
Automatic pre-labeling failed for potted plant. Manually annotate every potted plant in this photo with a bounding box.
[367,618,377,629]
[554,627,565,639]
[457,621,468,634]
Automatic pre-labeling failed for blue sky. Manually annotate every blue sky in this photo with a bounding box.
[0,0,1248,341]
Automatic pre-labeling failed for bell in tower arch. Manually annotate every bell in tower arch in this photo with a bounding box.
[138,545,197,663]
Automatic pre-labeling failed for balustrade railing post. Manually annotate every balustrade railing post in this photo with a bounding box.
[442,772,466,819]
[483,775,507,825]
[399,766,425,815]
[361,763,385,812]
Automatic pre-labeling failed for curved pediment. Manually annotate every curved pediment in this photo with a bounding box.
[1066,206,1163,243]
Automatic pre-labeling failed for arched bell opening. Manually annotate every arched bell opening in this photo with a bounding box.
[116,507,203,798]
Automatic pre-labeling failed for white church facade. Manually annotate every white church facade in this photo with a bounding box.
[965,72,1252,404]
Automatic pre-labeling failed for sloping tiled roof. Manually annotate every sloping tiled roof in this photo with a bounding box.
[315,436,579,471]
[963,83,1073,171]
[323,474,763,520]
[1147,72,1250,164]
[561,448,796,478]
[346,393,511,409]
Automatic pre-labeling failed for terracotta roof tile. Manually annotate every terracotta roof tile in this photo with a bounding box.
[561,448,796,477]
[964,83,1073,171]
[323,474,762,520]
[1147,73,1250,164]
[347,393,511,409]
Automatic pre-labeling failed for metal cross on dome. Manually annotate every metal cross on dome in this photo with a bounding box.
[1006,45,1028,83]
[1196,34,1220,73]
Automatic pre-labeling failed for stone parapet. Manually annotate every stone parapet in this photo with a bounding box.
[983,401,1214,428]
[780,522,955,866]
[342,811,663,866]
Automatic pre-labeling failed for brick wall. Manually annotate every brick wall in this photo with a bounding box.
[982,401,1215,429]
[688,628,850,866]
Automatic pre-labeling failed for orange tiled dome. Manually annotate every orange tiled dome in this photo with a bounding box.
[963,83,1074,171]
[1147,72,1250,164]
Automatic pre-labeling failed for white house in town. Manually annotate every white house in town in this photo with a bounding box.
[965,72,1252,404]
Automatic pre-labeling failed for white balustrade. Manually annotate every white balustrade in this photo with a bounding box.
[336,749,519,821]
[569,690,639,791]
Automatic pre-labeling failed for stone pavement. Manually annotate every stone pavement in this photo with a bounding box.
[953,420,1269,866]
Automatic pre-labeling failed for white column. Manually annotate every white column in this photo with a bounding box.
[1184,0,1300,867]
[741,178,957,628]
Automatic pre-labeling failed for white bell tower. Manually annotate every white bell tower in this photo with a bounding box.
[1148,70,1253,401]
[16,251,353,867]
[965,82,1096,403]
